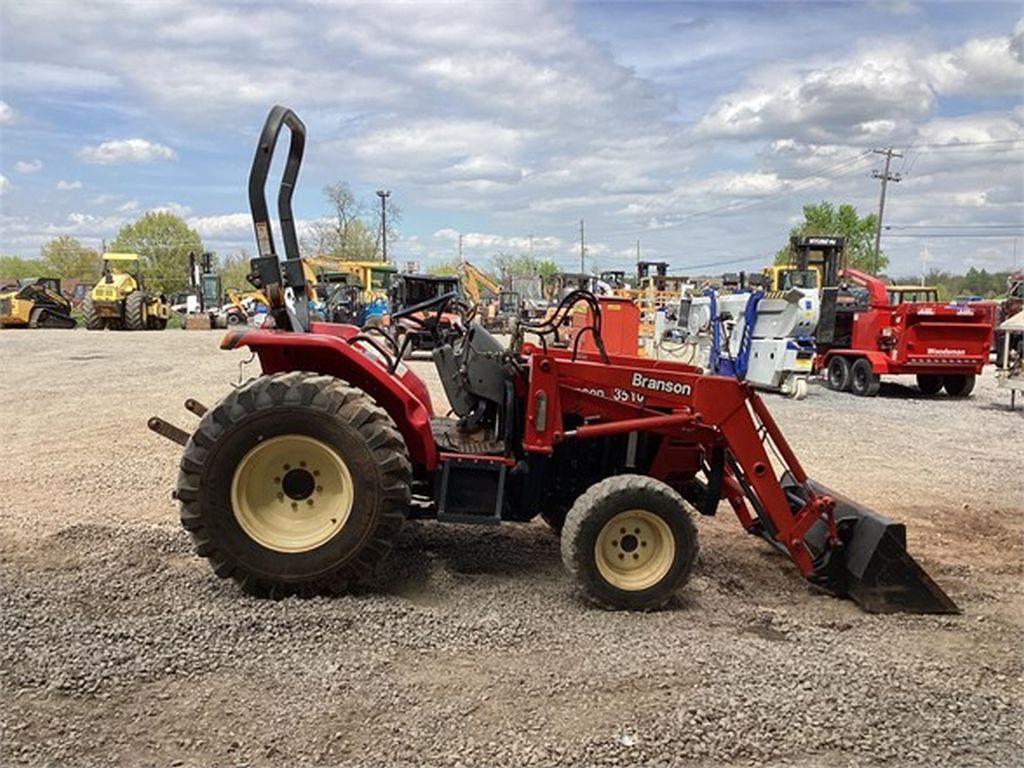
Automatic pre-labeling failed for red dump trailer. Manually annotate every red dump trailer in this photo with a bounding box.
[816,268,995,397]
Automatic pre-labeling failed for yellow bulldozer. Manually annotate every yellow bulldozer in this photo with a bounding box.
[0,277,77,329]
[82,253,170,331]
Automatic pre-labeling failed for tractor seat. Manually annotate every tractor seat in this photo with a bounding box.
[430,417,506,456]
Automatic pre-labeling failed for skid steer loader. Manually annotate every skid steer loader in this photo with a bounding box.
[150,106,957,614]
[83,253,169,331]
[0,277,77,328]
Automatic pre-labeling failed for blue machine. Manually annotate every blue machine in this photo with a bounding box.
[706,287,764,381]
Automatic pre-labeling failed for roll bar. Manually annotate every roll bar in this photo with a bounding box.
[248,105,306,262]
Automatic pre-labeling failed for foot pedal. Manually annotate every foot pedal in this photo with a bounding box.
[435,453,513,525]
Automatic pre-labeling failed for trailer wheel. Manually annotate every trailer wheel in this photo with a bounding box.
[176,372,411,597]
[916,374,943,395]
[943,374,975,397]
[561,475,698,611]
[81,296,104,330]
[849,358,880,397]
[826,356,851,391]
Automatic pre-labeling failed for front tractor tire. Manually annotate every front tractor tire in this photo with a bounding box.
[81,296,104,330]
[125,290,147,331]
[176,372,412,597]
[561,475,698,611]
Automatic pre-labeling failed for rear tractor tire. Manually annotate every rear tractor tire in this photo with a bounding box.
[125,290,148,331]
[826,356,851,391]
[849,358,881,397]
[916,374,944,396]
[81,296,105,330]
[561,475,698,611]
[176,372,412,597]
[943,374,975,397]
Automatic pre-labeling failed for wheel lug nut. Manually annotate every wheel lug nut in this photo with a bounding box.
[307,499,314,506]
[316,485,323,493]
[300,461,306,468]
[274,476,281,484]
[313,470,320,477]
[618,553,624,560]
[291,502,298,510]
[612,540,618,547]
[641,541,647,547]
[633,553,639,559]
[277,492,284,501]
[283,464,291,471]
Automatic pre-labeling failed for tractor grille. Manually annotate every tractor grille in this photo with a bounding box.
[94,286,119,301]
[0,298,10,317]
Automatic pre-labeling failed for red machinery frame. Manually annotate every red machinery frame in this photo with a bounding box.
[817,268,994,376]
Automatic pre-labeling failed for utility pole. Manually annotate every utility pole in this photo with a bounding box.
[376,190,390,262]
[458,233,463,263]
[579,219,586,275]
[871,147,902,275]
[636,239,640,268]
[528,233,534,260]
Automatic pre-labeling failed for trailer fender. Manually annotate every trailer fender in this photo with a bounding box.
[821,349,891,375]
[222,327,438,471]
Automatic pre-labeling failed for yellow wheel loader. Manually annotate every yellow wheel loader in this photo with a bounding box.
[0,277,77,329]
[82,253,170,331]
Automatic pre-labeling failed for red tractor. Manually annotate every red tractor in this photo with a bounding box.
[150,106,956,614]
[816,268,995,397]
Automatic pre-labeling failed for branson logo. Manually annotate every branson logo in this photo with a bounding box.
[927,348,966,356]
[631,372,692,396]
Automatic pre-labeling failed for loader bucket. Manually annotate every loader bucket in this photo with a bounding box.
[796,478,959,614]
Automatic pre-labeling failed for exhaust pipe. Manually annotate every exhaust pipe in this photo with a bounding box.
[792,477,959,614]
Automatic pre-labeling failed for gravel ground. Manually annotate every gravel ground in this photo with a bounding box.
[1,328,1022,767]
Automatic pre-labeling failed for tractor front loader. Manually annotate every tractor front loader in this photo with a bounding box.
[150,105,957,614]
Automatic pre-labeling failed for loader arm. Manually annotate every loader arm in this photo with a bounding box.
[522,345,958,614]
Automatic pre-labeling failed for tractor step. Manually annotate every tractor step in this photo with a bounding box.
[435,453,514,525]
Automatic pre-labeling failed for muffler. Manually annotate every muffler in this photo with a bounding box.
[793,477,959,614]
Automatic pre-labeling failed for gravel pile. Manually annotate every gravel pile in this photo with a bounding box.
[1,330,1022,766]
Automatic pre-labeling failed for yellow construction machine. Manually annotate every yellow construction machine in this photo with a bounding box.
[0,277,77,328]
[82,253,170,331]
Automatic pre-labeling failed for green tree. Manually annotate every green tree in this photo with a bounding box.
[775,201,886,273]
[0,255,46,280]
[39,236,101,281]
[427,258,460,276]
[303,182,402,261]
[492,253,559,290]
[219,249,253,291]
[110,211,203,293]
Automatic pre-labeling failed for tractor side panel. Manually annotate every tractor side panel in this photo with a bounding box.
[231,331,438,472]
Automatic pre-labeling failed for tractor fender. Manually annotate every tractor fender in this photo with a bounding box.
[821,349,891,375]
[222,327,439,471]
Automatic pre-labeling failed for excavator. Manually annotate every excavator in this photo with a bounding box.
[458,260,520,330]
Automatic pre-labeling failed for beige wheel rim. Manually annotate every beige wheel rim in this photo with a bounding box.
[231,435,354,553]
[594,509,675,591]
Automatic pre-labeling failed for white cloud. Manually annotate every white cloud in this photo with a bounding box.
[79,138,176,165]
[0,174,9,195]
[55,179,83,191]
[14,159,42,174]
[433,228,563,253]
[0,101,14,124]
[187,212,252,238]
[923,20,1024,95]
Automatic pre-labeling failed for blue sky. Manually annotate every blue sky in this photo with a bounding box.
[1,0,1021,276]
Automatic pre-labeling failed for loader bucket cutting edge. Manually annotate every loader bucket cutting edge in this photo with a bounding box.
[801,479,960,615]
